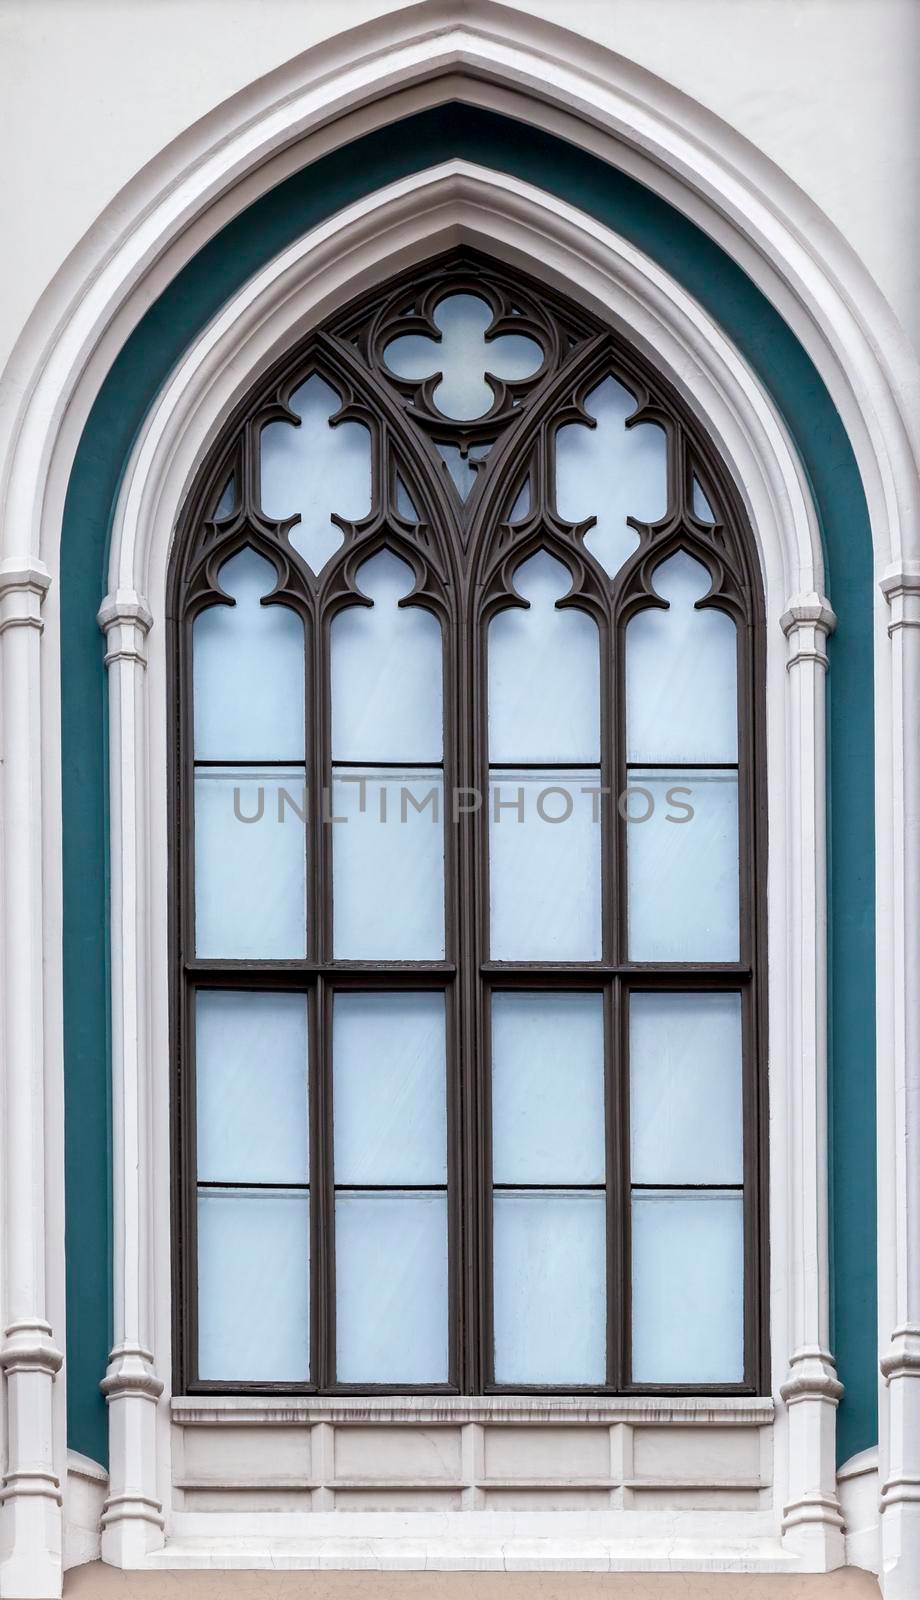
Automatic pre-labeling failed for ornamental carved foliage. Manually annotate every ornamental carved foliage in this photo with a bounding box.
[176,250,759,634]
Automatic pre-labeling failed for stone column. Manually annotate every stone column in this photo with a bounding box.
[878,565,920,1598]
[779,594,845,1570]
[97,591,165,1564]
[0,560,64,1600]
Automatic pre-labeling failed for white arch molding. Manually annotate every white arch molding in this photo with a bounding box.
[93,164,829,1577]
[0,5,914,1593]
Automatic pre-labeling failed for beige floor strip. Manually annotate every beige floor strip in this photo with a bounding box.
[64,1565,881,1598]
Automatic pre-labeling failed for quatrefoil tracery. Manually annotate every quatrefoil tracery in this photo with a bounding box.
[382,292,545,422]
[183,251,753,632]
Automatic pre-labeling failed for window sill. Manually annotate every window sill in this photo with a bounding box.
[171,1393,775,1427]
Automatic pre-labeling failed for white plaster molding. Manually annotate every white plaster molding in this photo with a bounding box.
[63,1453,107,1572]
[171,1393,776,1428]
[0,560,64,1600]
[777,596,843,1569]
[838,1448,880,1576]
[96,590,165,1566]
[100,167,835,1571]
[110,165,819,604]
[876,562,920,1597]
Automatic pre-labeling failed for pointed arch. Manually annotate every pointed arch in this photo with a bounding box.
[0,7,908,1585]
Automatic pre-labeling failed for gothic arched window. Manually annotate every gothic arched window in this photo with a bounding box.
[170,252,766,1396]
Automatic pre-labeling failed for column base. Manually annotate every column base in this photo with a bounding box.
[880,1325,920,1597]
[781,1347,845,1572]
[0,1321,64,1598]
[99,1345,165,1566]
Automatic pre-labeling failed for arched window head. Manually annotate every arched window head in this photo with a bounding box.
[170,250,765,1398]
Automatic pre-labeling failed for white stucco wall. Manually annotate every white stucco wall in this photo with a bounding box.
[0,0,918,384]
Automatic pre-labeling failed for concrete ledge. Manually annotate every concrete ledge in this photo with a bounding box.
[65,1564,880,1597]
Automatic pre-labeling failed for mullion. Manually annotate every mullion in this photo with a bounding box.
[486,761,602,772]
[492,1182,604,1191]
[198,1180,309,1191]
[332,759,445,770]
[632,1182,744,1192]
[193,757,306,768]
[624,761,739,772]
[334,1183,448,1193]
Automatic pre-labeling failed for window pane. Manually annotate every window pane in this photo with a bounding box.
[631,1190,744,1383]
[692,477,715,522]
[335,1191,448,1383]
[197,991,308,1184]
[331,769,444,959]
[493,1190,605,1384]
[194,769,306,959]
[331,550,442,762]
[333,992,446,1184]
[626,771,739,961]
[197,1188,309,1382]
[259,373,371,573]
[626,552,737,763]
[383,293,542,422]
[630,992,742,1185]
[194,548,305,762]
[436,441,491,501]
[489,771,602,960]
[555,376,667,579]
[491,992,605,1183]
[488,551,599,763]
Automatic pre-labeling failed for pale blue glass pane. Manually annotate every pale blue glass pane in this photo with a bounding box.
[331,769,444,959]
[196,991,308,1184]
[631,1190,744,1383]
[692,476,715,521]
[630,992,742,1185]
[335,1191,448,1383]
[395,478,418,521]
[491,993,605,1183]
[198,1188,309,1381]
[195,768,306,958]
[331,550,443,761]
[436,441,490,500]
[493,1191,606,1384]
[556,376,667,578]
[489,771,602,960]
[194,548,305,762]
[213,474,236,519]
[334,992,446,1184]
[260,373,371,573]
[626,771,739,961]
[489,552,600,763]
[626,552,737,763]
[384,293,542,421]
[509,481,531,522]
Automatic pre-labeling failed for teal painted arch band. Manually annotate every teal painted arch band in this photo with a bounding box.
[61,102,876,1468]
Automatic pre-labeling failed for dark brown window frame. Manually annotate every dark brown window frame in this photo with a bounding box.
[168,248,769,1399]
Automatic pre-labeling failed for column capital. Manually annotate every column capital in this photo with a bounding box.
[101,1343,164,1403]
[780,1344,844,1406]
[0,1320,63,1379]
[881,1324,920,1384]
[881,562,920,634]
[780,591,836,670]
[0,557,51,634]
[98,588,153,666]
